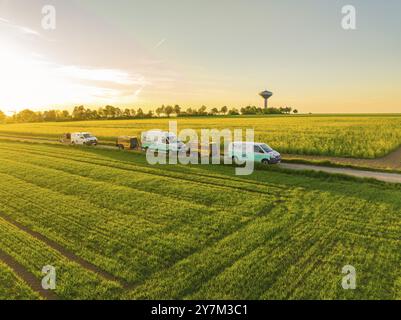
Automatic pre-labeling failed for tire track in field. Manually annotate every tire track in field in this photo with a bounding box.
[126,203,281,296]
[0,175,172,284]
[0,212,127,288]
[261,196,356,299]
[186,196,345,299]
[0,248,58,300]
[0,171,274,288]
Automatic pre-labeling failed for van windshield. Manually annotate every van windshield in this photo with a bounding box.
[260,144,273,153]
[167,136,181,144]
[83,134,93,138]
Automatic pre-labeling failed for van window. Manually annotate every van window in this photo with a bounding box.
[254,145,264,153]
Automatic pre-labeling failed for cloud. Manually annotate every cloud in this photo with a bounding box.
[56,65,149,86]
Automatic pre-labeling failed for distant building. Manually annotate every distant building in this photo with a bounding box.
[259,90,273,109]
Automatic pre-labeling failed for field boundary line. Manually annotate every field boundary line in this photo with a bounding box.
[0,248,58,300]
[0,212,127,288]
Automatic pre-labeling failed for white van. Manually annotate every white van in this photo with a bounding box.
[71,132,98,146]
[141,130,186,152]
[228,142,281,165]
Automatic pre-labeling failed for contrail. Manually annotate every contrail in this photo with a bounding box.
[154,38,166,49]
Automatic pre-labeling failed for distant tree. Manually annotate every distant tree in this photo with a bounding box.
[186,108,194,116]
[136,108,144,118]
[155,106,163,117]
[266,107,282,114]
[103,105,117,118]
[61,110,70,120]
[210,107,219,115]
[228,108,240,115]
[220,106,228,115]
[123,108,131,118]
[241,105,259,115]
[165,105,174,118]
[16,109,39,123]
[279,107,292,114]
[43,110,57,122]
[174,104,181,116]
[198,105,207,116]
[0,110,6,123]
[72,105,87,120]
[164,106,174,118]
[293,109,299,114]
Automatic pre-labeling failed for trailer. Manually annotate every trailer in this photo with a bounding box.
[116,136,140,150]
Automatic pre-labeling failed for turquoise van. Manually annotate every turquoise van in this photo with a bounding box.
[229,142,281,165]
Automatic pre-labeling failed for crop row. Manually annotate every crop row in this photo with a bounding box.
[0,155,278,284]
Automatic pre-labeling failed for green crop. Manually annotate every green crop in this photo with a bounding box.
[0,140,400,299]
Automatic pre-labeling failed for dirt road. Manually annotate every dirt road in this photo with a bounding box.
[279,163,401,184]
[283,146,401,171]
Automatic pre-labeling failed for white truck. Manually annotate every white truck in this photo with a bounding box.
[62,132,98,146]
[141,130,186,152]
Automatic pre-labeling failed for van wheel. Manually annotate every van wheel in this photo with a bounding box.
[232,156,240,165]
[262,159,270,165]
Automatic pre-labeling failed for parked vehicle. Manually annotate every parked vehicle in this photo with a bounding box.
[228,142,281,165]
[61,132,98,146]
[116,136,140,150]
[60,133,72,144]
[141,130,187,152]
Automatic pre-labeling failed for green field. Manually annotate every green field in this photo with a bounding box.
[0,260,40,300]
[0,139,400,299]
[1,114,401,158]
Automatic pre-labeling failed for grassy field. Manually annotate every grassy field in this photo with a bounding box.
[0,139,400,299]
[1,114,401,158]
[0,261,40,300]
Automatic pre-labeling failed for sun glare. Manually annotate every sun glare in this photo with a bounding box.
[0,41,70,111]
[0,40,142,112]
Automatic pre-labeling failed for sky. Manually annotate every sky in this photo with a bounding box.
[0,0,400,113]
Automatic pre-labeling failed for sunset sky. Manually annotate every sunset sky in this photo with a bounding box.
[0,0,400,113]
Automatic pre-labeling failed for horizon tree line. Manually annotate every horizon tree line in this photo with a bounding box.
[0,105,298,124]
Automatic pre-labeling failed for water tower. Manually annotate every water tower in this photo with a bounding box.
[259,90,273,109]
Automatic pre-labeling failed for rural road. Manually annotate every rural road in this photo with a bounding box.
[1,134,401,184]
[279,163,401,184]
